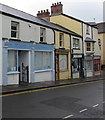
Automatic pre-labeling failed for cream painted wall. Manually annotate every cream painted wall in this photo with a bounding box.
[35,71,52,82]
[55,31,71,79]
[98,33,105,64]
[50,15,82,35]
[2,15,54,44]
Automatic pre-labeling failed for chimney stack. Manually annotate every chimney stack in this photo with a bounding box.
[37,9,50,21]
[51,2,63,15]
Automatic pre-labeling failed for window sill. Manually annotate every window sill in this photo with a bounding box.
[34,69,52,73]
[7,71,20,75]
[73,48,80,50]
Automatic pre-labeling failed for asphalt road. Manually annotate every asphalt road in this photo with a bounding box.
[2,80,104,119]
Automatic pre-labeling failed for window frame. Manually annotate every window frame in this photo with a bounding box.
[8,50,18,73]
[34,51,52,71]
[59,33,64,47]
[40,27,46,42]
[73,38,80,49]
[86,24,90,34]
[86,42,91,51]
[11,21,19,39]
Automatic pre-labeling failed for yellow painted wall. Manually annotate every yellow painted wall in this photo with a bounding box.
[55,30,71,79]
[50,15,82,35]
[98,33,105,65]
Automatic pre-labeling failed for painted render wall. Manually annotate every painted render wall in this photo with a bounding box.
[0,13,2,85]
[93,28,100,56]
[2,15,54,44]
[98,33,105,65]
[55,31,71,79]
[50,15,82,35]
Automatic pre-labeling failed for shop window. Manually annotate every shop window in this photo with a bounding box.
[8,50,18,72]
[86,60,93,72]
[40,27,46,42]
[86,42,91,51]
[72,59,79,72]
[59,33,64,47]
[35,51,51,70]
[59,55,68,71]
[73,38,80,49]
[11,21,19,38]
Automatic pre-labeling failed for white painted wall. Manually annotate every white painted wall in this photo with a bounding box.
[35,71,52,82]
[0,12,2,85]
[2,15,54,44]
[83,23,92,55]
[8,74,19,85]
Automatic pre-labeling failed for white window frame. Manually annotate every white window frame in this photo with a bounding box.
[8,50,18,73]
[11,21,19,39]
[40,27,46,42]
[86,42,91,51]
[73,38,80,49]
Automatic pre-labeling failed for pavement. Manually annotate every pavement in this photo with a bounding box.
[1,70,105,95]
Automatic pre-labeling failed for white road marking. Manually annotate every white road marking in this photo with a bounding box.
[102,101,105,104]
[93,104,99,107]
[79,109,87,113]
[63,114,73,119]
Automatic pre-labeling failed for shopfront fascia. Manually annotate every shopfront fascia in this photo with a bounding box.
[2,40,55,86]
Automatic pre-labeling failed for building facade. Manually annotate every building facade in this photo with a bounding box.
[0,4,56,86]
[37,7,83,80]
[50,2,101,77]
[97,22,105,67]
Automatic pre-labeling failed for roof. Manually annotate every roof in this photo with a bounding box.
[0,3,82,38]
[97,22,105,33]
[52,13,97,28]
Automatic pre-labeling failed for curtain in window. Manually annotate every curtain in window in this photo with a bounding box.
[35,52,43,70]
[8,50,17,72]
[59,55,67,71]
[43,52,51,69]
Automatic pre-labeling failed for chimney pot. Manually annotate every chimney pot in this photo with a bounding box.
[38,11,40,14]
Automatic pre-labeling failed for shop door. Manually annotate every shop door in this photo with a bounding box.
[79,58,84,78]
[18,51,29,84]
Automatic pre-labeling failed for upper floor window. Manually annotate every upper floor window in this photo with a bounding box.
[73,38,80,49]
[59,33,64,47]
[11,21,19,38]
[86,42,91,51]
[98,39,101,50]
[86,24,90,34]
[40,28,46,42]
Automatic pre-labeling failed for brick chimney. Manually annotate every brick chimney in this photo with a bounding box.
[37,9,50,21]
[51,2,63,15]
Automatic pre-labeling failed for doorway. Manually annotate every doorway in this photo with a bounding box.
[18,51,29,84]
